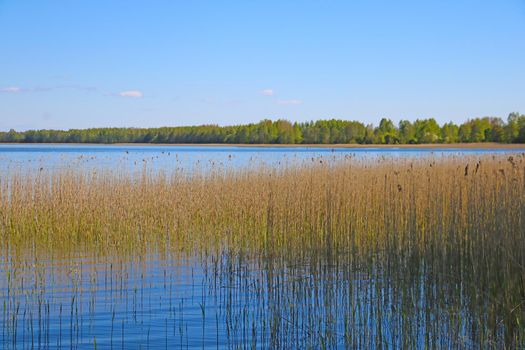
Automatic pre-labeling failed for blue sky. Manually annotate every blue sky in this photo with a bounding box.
[1,0,524,130]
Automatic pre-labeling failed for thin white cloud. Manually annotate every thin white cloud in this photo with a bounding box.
[0,86,22,93]
[277,99,302,105]
[261,88,274,96]
[118,90,143,98]
[0,85,94,94]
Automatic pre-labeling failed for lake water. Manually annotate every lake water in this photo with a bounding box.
[1,144,523,174]
[1,144,524,349]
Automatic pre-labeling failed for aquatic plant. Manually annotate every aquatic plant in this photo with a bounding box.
[0,155,524,348]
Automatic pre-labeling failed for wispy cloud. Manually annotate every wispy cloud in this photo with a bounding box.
[277,99,302,105]
[0,85,95,94]
[118,90,143,98]
[1,85,140,98]
[261,88,274,96]
[0,86,22,93]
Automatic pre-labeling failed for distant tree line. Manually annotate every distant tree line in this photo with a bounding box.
[1,112,525,144]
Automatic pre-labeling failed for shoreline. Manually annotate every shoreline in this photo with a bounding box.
[0,142,524,149]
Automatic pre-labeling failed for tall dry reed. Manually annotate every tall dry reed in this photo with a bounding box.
[1,154,524,347]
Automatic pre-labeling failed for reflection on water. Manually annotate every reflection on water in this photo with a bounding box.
[0,248,493,349]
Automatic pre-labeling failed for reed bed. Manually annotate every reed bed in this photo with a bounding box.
[1,154,524,348]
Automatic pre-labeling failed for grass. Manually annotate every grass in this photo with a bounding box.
[0,154,524,348]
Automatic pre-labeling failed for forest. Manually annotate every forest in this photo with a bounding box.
[1,112,524,144]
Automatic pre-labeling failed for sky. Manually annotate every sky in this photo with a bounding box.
[0,0,524,131]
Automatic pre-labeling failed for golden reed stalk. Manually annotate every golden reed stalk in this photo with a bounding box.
[1,154,524,346]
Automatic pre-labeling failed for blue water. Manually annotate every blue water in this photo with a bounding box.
[1,144,523,173]
[0,251,447,349]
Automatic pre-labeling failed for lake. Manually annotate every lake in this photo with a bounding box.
[1,145,524,349]
[1,144,523,173]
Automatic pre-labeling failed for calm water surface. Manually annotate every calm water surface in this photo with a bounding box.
[1,144,524,173]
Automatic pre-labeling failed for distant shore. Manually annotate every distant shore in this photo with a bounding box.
[1,142,524,149]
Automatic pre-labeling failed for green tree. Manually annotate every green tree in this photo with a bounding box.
[399,120,416,144]
[414,119,440,143]
[1,115,522,144]
[441,122,459,143]
[374,118,398,144]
